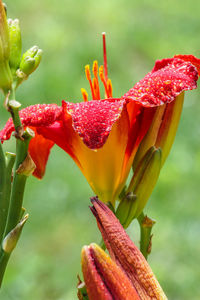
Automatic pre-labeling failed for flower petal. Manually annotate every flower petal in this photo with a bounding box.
[81,243,140,300]
[123,57,198,107]
[28,129,54,179]
[90,197,167,300]
[63,98,125,149]
[174,54,200,75]
[0,104,62,142]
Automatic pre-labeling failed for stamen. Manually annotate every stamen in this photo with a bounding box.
[102,32,108,81]
[99,65,109,98]
[81,88,88,102]
[85,65,95,100]
[92,61,100,99]
[107,79,113,98]
[85,64,91,81]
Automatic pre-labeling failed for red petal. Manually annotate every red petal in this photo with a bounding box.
[0,104,62,142]
[28,129,54,179]
[174,54,200,76]
[123,58,198,107]
[63,98,125,149]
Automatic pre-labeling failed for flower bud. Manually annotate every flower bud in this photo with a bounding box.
[116,147,161,227]
[0,0,12,92]
[90,199,167,300]
[7,18,22,74]
[81,243,140,300]
[133,147,162,218]
[19,45,42,77]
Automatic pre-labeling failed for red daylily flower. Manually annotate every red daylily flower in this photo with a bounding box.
[0,53,199,204]
[81,197,167,300]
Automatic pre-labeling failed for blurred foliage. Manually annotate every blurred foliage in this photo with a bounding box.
[0,0,200,299]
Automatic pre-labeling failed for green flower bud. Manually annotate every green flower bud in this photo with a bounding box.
[116,192,137,228]
[133,147,162,218]
[7,18,22,73]
[0,1,12,92]
[116,147,162,228]
[19,45,42,76]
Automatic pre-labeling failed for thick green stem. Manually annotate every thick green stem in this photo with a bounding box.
[0,152,16,244]
[0,251,10,287]
[0,144,6,241]
[137,212,155,260]
[4,131,32,236]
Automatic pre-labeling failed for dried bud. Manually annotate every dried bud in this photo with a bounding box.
[2,214,29,253]
[16,152,36,176]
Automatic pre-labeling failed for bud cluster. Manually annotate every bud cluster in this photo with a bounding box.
[0,4,42,94]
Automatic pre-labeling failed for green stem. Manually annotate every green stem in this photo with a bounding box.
[4,132,32,236]
[0,152,16,244]
[0,251,10,287]
[0,144,6,241]
[137,212,155,260]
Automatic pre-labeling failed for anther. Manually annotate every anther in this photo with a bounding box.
[92,61,100,99]
[107,79,113,98]
[85,65,91,80]
[81,88,88,102]
[85,64,95,100]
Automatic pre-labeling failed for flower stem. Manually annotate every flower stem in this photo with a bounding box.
[0,143,6,241]
[0,88,33,287]
[0,152,16,244]
[4,130,33,236]
[137,212,156,260]
[0,251,10,287]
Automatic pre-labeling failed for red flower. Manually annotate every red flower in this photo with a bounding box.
[0,55,199,204]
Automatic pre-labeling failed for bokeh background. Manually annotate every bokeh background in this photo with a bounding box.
[1,0,200,299]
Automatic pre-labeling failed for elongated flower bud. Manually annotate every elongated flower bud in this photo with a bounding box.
[116,147,161,226]
[0,0,12,92]
[81,243,140,300]
[133,92,184,170]
[155,93,184,166]
[90,198,167,300]
[7,18,22,74]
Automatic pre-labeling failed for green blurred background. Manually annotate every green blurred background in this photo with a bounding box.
[0,0,200,299]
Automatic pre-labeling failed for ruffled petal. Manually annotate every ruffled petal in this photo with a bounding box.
[123,58,198,107]
[63,98,125,149]
[174,54,200,75]
[0,104,62,142]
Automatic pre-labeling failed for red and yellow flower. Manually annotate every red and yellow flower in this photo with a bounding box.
[0,45,199,204]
